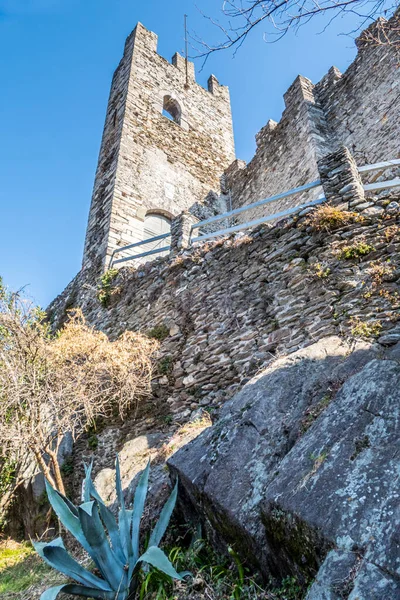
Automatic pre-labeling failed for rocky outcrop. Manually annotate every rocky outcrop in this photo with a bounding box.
[168,337,400,598]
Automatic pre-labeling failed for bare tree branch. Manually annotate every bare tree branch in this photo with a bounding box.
[0,279,158,517]
[191,0,399,62]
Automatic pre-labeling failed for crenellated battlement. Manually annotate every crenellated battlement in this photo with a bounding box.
[82,11,399,274]
[225,9,399,223]
[83,21,235,272]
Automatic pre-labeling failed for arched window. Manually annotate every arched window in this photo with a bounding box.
[143,212,171,255]
[162,95,181,125]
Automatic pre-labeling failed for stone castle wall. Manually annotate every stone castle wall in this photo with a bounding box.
[83,23,235,271]
[49,182,400,422]
[224,11,400,226]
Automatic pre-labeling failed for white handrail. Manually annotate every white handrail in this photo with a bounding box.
[191,157,399,245]
[192,197,325,243]
[191,179,321,231]
[358,159,400,173]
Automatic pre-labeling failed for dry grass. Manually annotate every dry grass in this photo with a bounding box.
[158,413,212,461]
[232,234,254,247]
[349,316,382,339]
[304,204,362,232]
[367,260,395,285]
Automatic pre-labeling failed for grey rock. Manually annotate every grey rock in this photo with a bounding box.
[378,332,400,345]
[306,550,360,600]
[360,205,384,216]
[386,201,400,213]
[347,561,400,600]
[168,337,400,596]
[306,551,400,600]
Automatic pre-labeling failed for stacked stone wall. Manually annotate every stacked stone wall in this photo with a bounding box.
[49,190,400,422]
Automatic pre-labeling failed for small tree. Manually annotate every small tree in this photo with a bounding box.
[0,279,157,512]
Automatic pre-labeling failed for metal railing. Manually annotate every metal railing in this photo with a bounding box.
[190,158,400,244]
[107,158,400,268]
[109,232,171,268]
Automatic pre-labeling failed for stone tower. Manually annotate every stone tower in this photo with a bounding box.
[83,23,235,271]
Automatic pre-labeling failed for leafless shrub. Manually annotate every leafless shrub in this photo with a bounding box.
[0,281,157,512]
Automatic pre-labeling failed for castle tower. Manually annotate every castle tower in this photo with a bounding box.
[83,23,235,271]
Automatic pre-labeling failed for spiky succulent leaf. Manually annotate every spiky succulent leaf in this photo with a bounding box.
[115,455,133,564]
[40,584,123,600]
[148,480,178,548]
[97,503,127,565]
[78,500,127,591]
[84,466,104,505]
[33,537,65,564]
[137,546,188,580]
[131,460,150,563]
[41,545,113,590]
[81,468,128,565]
[44,481,91,556]
[82,461,94,503]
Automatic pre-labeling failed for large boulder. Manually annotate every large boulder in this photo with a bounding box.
[168,337,400,598]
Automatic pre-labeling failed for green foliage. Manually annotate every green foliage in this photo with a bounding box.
[88,433,99,450]
[148,324,170,342]
[159,355,173,375]
[0,459,16,498]
[137,538,258,600]
[97,268,119,307]
[309,262,331,279]
[60,457,74,476]
[338,241,375,260]
[34,457,187,600]
[0,542,53,594]
[272,576,303,599]
[137,534,307,599]
[350,317,382,339]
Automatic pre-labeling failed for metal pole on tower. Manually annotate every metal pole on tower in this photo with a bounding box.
[184,14,189,88]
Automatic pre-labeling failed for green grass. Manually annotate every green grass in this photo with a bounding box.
[0,542,52,594]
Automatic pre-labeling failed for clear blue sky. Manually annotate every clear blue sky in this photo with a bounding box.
[0,0,366,307]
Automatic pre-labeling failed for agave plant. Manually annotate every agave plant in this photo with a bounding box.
[33,457,188,599]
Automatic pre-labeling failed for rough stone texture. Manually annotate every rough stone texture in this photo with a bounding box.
[306,550,400,600]
[224,10,399,223]
[83,22,235,271]
[80,12,399,275]
[49,197,400,421]
[170,211,199,256]
[224,75,331,222]
[318,147,365,208]
[167,338,400,596]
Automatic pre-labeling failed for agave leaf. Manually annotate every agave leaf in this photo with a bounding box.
[40,583,121,600]
[83,466,127,565]
[33,537,65,563]
[131,460,150,563]
[82,461,94,503]
[115,455,132,562]
[79,500,95,515]
[41,545,113,591]
[78,501,127,591]
[44,481,92,556]
[137,546,188,580]
[85,469,105,505]
[148,480,178,548]
[97,502,127,565]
